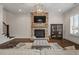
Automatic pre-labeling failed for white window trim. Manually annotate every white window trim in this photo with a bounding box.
[70,14,79,36]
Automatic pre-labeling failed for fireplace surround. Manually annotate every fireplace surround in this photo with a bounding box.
[31,12,48,40]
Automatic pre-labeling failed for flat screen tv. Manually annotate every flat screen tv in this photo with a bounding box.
[34,16,46,23]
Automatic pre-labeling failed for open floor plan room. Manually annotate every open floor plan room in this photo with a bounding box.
[0,3,79,55]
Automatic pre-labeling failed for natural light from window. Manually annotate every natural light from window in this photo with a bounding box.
[70,14,79,36]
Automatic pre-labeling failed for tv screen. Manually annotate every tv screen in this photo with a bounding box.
[34,16,46,23]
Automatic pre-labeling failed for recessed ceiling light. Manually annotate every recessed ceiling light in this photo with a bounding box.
[58,9,62,12]
[18,9,22,12]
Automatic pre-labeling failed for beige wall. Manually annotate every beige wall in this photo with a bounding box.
[4,9,63,38]
[63,5,79,44]
[0,5,3,35]
[4,10,31,38]
[48,12,63,36]
[10,14,31,38]
[4,10,17,37]
[2,4,79,44]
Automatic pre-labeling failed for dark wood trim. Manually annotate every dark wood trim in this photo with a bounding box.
[14,38,33,42]
[48,38,79,49]
[63,38,79,49]
[0,38,79,49]
[50,24,63,39]
[7,25,9,37]
[0,38,32,49]
[3,22,9,37]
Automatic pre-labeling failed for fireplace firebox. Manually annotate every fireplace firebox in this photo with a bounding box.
[34,29,45,38]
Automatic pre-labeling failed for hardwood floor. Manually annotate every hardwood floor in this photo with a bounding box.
[48,39,79,49]
[0,38,79,49]
[0,38,32,49]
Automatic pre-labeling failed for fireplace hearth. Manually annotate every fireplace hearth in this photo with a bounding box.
[34,29,45,38]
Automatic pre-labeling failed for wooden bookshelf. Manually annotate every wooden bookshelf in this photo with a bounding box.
[50,24,63,39]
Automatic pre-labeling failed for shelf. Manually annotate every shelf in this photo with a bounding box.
[50,24,63,39]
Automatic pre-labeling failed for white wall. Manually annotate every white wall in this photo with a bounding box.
[0,5,3,35]
[4,9,63,38]
[48,11,63,35]
[10,14,31,38]
[2,4,79,44]
[63,5,79,44]
[5,10,16,37]
[4,11,31,38]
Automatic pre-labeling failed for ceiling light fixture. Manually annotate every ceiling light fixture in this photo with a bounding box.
[58,9,62,12]
[32,4,47,13]
[18,9,22,12]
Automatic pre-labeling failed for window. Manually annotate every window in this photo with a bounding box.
[70,14,79,36]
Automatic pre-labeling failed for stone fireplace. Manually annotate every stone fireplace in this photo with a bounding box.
[31,12,48,40]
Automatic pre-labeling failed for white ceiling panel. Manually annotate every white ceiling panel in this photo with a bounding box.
[0,3,79,14]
